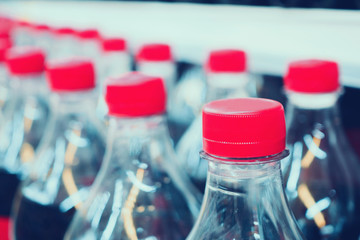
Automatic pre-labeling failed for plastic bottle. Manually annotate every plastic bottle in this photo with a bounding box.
[176,49,251,192]
[96,37,131,121]
[12,58,106,240]
[136,43,175,93]
[65,72,201,240]
[32,24,53,55]
[187,98,304,240]
[77,29,102,61]
[0,39,11,116]
[282,59,360,240]
[12,20,34,46]
[50,27,79,60]
[0,47,49,239]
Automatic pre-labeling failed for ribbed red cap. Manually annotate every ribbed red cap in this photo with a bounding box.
[53,27,77,36]
[5,47,45,75]
[105,72,166,117]
[46,58,95,92]
[102,38,126,52]
[136,43,172,62]
[77,29,101,40]
[284,59,339,93]
[0,40,11,62]
[203,98,286,159]
[206,49,247,73]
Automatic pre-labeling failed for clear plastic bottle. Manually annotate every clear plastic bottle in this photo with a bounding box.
[0,39,11,116]
[12,58,106,240]
[12,20,34,46]
[96,37,131,121]
[168,65,206,136]
[187,98,304,240]
[50,27,80,60]
[32,24,53,55]
[65,72,201,240]
[136,43,176,94]
[0,47,49,239]
[282,59,360,240]
[176,49,252,192]
[76,29,102,61]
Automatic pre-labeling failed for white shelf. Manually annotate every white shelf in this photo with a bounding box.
[1,1,360,87]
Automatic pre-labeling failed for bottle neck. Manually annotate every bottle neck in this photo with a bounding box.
[10,74,48,96]
[50,90,98,114]
[203,151,289,196]
[205,72,249,103]
[107,114,168,142]
[286,91,341,129]
[137,61,176,92]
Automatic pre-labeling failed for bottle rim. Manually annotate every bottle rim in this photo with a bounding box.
[200,149,289,165]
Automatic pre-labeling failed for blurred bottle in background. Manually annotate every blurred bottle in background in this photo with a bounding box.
[13,58,105,240]
[187,98,304,240]
[136,43,175,93]
[32,24,53,56]
[282,59,360,240]
[0,39,11,117]
[168,65,206,145]
[77,29,102,62]
[50,27,80,60]
[66,72,201,240]
[176,49,253,192]
[0,47,49,240]
[96,37,131,122]
[12,20,34,47]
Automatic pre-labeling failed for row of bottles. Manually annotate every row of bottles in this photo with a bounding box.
[0,16,359,240]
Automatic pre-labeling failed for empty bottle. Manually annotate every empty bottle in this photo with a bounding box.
[96,37,131,121]
[65,72,201,240]
[50,27,79,60]
[136,43,175,93]
[0,47,49,239]
[282,59,360,240]
[77,29,102,61]
[187,98,304,240]
[176,49,252,192]
[13,58,106,240]
[12,20,34,46]
[32,24,53,55]
[0,39,11,116]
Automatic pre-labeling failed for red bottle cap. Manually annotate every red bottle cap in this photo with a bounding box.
[206,49,247,73]
[53,27,77,36]
[5,47,45,75]
[102,38,126,52]
[77,29,101,40]
[284,59,339,93]
[203,98,286,159]
[46,58,95,92]
[136,43,172,62]
[105,72,166,117]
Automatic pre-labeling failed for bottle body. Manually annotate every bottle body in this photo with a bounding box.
[66,116,199,240]
[13,92,105,240]
[282,92,359,240]
[0,76,49,222]
[187,151,304,240]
